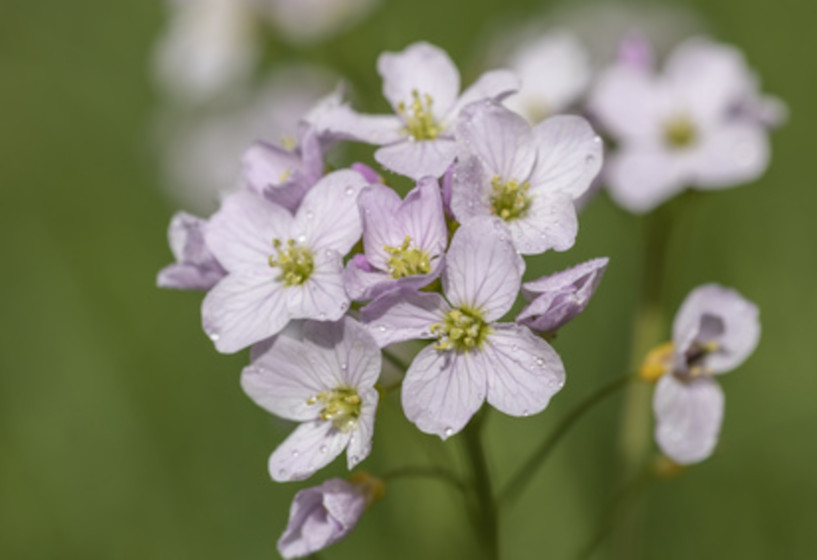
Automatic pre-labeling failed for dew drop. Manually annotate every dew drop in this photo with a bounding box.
[345,186,356,196]
[377,324,387,333]
[318,312,327,320]
[208,332,220,342]
[593,136,602,144]
[291,450,299,458]
[443,427,454,437]
[278,468,288,478]
[585,154,596,166]
[350,454,360,463]
[297,234,307,243]
[535,357,545,367]
[319,445,328,454]
[305,210,314,220]
[522,410,530,417]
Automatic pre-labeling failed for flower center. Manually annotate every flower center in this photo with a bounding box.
[639,340,720,382]
[268,238,314,286]
[307,387,362,432]
[383,235,431,279]
[663,115,698,149]
[397,90,442,140]
[490,175,532,221]
[430,307,491,352]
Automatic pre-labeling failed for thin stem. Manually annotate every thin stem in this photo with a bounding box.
[499,374,634,506]
[462,411,500,560]
[381,348,410,373]
[574,465,653,560]
[380,465,467,494]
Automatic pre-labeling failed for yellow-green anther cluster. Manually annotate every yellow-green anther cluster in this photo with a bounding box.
[490,175,532,221]
[307,387,362,432]
[383,235,431,279]
[663,115,698,149]
[430,307,491,352]
[268,238,314,286]
[397,89,442,140]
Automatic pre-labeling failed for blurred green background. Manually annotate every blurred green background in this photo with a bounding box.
[2,0,816,558]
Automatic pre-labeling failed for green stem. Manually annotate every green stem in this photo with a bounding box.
[574,465,653,560]
[381,465,467,494]
[462,411,500,560]
[499,374,634,506]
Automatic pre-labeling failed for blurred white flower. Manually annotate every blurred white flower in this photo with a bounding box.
[153,0,258,103]
[156,66,337,213]
[260,0,381,44]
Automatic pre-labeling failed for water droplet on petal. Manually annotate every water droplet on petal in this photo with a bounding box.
[291,450,299,458]
[522,410,530,417]
[208,332,220,342]
[593,136,602,144]
[305,210,314,220]
[535,357,545,367]
[377,324,387,333]
[319,445,328,454]
[585,154,596,166]
[350,454,359,463]
[278,468,288,478]
[443,427,454,437]
[297,234,307,243]
[345,186,356,196]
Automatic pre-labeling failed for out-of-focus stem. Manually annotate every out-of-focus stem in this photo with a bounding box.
[499,373,634,507]
[462,411,500,560]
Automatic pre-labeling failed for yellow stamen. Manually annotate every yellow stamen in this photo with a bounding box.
[396,90,442,140]
[268,238,314,286]
[383,235,431,279]
[489,175,532,221]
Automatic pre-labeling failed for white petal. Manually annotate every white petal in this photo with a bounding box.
[269,421,351,482]
[672,284,760,374]
[374,138,458,180]
[455,100,536,181]
[378,42,460,117]
[315,104,405,145]
[506,190,578,255]
[689,123,770,188]
[286,250,349,322]
[358,184,405,270]
[449,155,494,224]
[448,69,520,117]
[302,318,382,390]
[653,375,724,465]
[527,115,602,200]
[294,169,367,254]
[605,147,688,214]
[443,218,524,321]
[588,65,664,143]
[482,324,565,416]
[360,290,448,347]
[347,388,379,469]
[201,271,289,354]
[205,190,293,272]
[401,346,487,439]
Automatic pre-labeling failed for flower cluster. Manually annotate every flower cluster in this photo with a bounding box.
[157,27,774,557]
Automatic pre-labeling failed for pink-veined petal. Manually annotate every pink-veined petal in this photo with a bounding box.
[374,138,458,180]
[269,421,351,482]
[378,42,460,117]
[347,389,379,469]
[505,190,578,255]
[482,324,566,416]
[605,147,689,214]
[443,218,524,320]
[360,289,448,347]
[286,250,349,322]
[448,69,520,118]
[401,346,487,439]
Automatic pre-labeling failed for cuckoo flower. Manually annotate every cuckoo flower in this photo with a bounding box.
[451,100,602,255]
[344,177,447,301]
[157,212,226,290]
[202,169,367,353]
[317,41,519,180]
[503,31,591,123]
[517,257,608,333]
[242,318,380,482]
[589,37,782,213]
[277,474,383,558]
[242,125,325,212]
[641,284,760,464]
[362,218,566,438]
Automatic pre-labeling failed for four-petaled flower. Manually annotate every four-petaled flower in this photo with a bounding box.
[642,284,760,464]
[242,318,381,481]
[451,100,602,255]
[344,177,448,301]
[317,41,519,180]
[202,169,367,353]
[362,218,566,438]
[157,211,227,291]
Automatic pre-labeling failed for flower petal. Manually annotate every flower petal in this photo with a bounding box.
[505,190,578,255]
[374,138,458,180]
[518,257,609,332]
[401,346,487,439]
[672,284,760,374]
[605,148,688,214]
[378,42,460,117]
[360,289,448,347]
[588,65,664,143]
[201,271,289,353]
[286,250,349,322]
[269,421,351,482]
[358,184,405,270]
[482,324,566,417]
[315,104,405,145]
[527,115,602,200]
[302,318,382,390]
[400,177,448,257]
[455,100,536,181]
[205,190,293,272]
[689,123,770,188]
[347,388,379,469]
[443,218,524,320]
[157,212,226,291]
[448,69,520,117]
[653,374,724,465]
[293,169,367,254]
